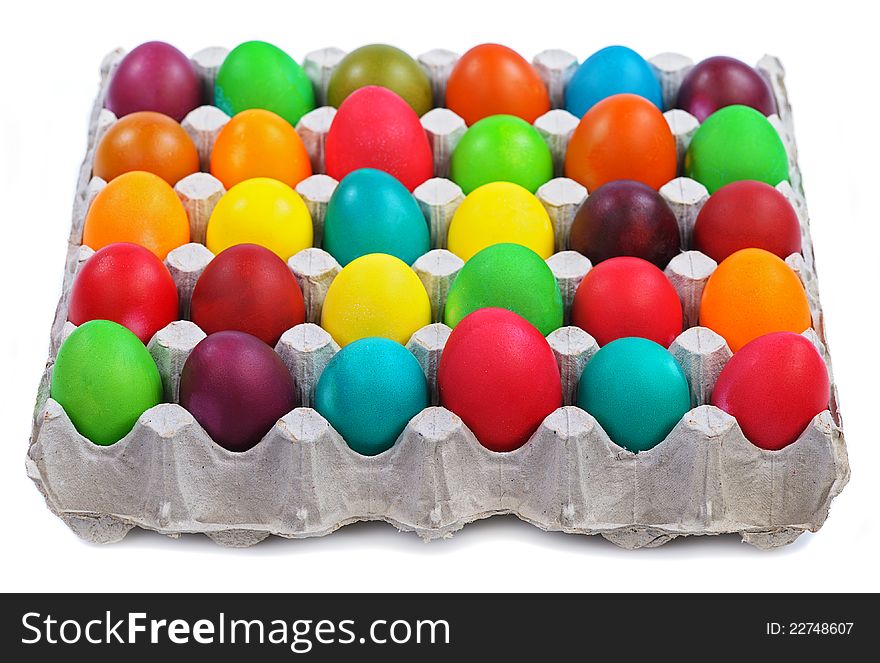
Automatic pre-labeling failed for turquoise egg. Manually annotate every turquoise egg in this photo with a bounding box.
[323,168,430,266]
[315,337,429,455]
[444,243,563,336]
[577,337,690,452]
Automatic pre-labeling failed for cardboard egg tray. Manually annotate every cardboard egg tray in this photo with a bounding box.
[26,47,849,549]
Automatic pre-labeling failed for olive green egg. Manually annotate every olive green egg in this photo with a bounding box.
[50,319,164,446]
[327,44,433,117]
[444,243,563,336]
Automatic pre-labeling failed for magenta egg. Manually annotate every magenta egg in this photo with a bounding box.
[676,56,776,123]
[106,41,203,122]
[179,331,297,452]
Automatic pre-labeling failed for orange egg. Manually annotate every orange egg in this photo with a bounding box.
[699,248,812,352]
[564,93,677,192]
[82,171,191,259]
[445,44,550,125]
[93,111,200,185]
[210,108,312,189]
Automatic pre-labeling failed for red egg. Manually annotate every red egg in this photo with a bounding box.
[572,256,682,347]
[437,308,561,452]
[711,332,830,450]
[190,244,305,346]
[68,242,179,344]
[692,180,802,262]
[324,86,433,192]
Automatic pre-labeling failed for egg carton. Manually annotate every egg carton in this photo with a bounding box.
[26,46,848,549]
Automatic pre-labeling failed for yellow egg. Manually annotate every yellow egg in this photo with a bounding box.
[446,181,554,261]
[321,253,431,346]
[206,177,313,260]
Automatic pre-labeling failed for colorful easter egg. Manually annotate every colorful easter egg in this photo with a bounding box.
[577,337,691,452]
[50,320,163,446]
[68,242,179,344]
[324,86,433,192]
[685,105,789,194]
[179,331,297,452]
[446,44,550,125]
[190,244,305,346]
[444,243,562,336]
[438,308,562,452]
[206,177,313,261]
[210,108,312,189]
[93,111,199,185]
[106,41,203,122]
[676,56,777,123]
[565,45,662,117]
[692,180,801,262]
[450,114,553,195]
[82,171,190,260]
[564,93,677,192]
[321,253,431,347]
[215,41,315,126]
[569,179,681,268]
[572,256,682,347]
[711,332,830,450]
[700,248,812,352]
[446,182,554,261]
[315,337,429,456]
[323,168,429,266]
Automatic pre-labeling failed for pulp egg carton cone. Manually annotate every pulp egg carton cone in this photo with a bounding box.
[27,47,848,549]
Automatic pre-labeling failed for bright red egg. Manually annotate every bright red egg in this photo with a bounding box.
[571,256,682,347]
[324,86,433,192]
[68,242,179,344]
[190,244,305,346]
[692,180,802,262]
[437,307,561,452]
[711,331,830,450]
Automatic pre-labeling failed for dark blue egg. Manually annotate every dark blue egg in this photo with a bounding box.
[322,168,430,266]
[565,46,663,117]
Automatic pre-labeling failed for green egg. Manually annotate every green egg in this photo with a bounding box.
[327,44,433,117]
[450,114,553,195]
[215,41,316,126]
[444,243,563,336]
[684,104,789,194]
[577,337,691,453]
[50,320,163,446]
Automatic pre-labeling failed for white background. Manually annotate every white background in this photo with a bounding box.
[0,0,877,593]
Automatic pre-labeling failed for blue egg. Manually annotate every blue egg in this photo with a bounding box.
[315,337,429,455]
[565,46,663,117]
[323,168,430,266]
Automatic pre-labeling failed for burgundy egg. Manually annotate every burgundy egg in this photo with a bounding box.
[569,179,681,268]
[676,56,777,123]
[179,331,297,452]
[106,41,203,122]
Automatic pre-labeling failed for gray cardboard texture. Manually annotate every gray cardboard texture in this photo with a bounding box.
[27,48,849,549]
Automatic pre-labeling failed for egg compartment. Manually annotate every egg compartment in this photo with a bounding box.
[27,46,847,549]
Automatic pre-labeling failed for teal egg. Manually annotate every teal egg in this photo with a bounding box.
[323,168,430,266]
[577,337,690,452]
[444,243,563,336]
[315,337,429,455]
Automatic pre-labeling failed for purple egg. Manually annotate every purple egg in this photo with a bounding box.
[569,180,681,268]
[179,331,297,452]
[676,56,776,123]
[106,41,203,122]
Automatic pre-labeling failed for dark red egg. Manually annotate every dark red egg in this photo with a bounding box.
[106,41,203,122]
[179,331,297,452]
[692,180,802,262]
[711,332,829,450]
[572,256,682,347]
[569,179,681,268]
[324,86,433,192]
[190,243,305,346]
[68,242,178,344]
[676,56,777,123]
[438,308,561,452]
